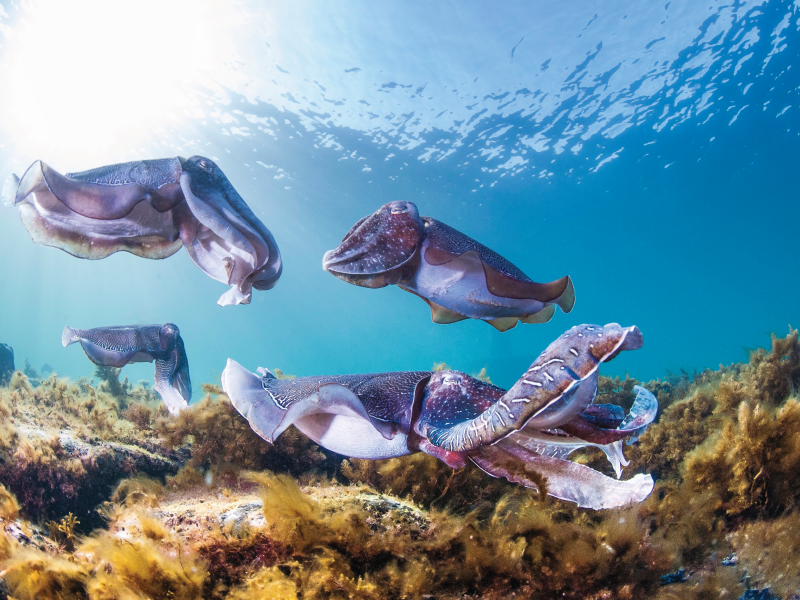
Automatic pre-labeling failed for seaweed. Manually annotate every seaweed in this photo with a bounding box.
[156,384,334,477]
[0,373,183,527]
[340,453,516,514]
[0,330,797,598]
[683,398,800,518]
[730,511,800,598]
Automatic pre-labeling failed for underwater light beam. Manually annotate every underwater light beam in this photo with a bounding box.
[0,0,245,168]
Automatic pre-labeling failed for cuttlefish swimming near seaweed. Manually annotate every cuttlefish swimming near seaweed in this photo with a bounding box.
[223,323,658,509]
[63,324,191,415]
[323,201,575,331]
[4,157,281,306]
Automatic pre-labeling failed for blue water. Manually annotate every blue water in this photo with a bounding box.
[0,0,797,395]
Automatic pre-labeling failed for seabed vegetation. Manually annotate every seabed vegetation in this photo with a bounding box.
[0,331,798,599]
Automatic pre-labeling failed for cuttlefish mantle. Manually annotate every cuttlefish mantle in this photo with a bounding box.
[223,323,658,509]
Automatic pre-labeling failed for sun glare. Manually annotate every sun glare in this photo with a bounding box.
[0,0,244,168]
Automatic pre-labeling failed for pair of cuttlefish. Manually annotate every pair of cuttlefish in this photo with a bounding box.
[9,157,657,509]
[63,319,656,510]
[5,158,573,330]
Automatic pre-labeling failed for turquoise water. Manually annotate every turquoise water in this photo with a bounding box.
[0,0,797,396]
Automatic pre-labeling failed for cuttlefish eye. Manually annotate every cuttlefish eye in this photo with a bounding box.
[389,201,412,214]
[198,158,212,171]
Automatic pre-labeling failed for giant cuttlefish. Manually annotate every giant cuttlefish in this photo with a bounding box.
[223,323,657,509]
[5,157,281,306]
[323,201,575,331]
[63,324,191,415]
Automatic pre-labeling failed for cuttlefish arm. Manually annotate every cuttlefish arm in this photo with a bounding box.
[414,324,656,509]
[62,323,191,415]
[470,444,654,509]
[502,384,659,479]
[222,360,430,460]
[7,156,281,306]
[178,157,282,305]
[419,323,644,453]
[322,201,424,289]
[465,386,656,509]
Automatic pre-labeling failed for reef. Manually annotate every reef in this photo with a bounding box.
[0,331,798,599]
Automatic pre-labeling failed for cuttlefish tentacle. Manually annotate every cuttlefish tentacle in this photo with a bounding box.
[62,324,191,415]
[7,156,281,306]
[323,201,574,329]
[470,442,654,509]
[559,384,658,445]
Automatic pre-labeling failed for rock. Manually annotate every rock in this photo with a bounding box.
[0,424,187,530]
[0,345,13,386]
[356,491,430,536]
[219,501,266,533]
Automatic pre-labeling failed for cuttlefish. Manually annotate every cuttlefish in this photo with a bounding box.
[5,157,281,306]
[222,323,657,509]
[63,324,191,415]
[322,201,575,331]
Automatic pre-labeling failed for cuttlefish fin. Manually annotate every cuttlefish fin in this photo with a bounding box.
[484,266,575,310]
[488,317,519,332]
[222,360,395,444]
[274,383,397,441]
[223,358,289,443]
[429,301,468,325]
[400,287,469,325]
[424,238,575,310]
[489,304,555,330]
[470,439,653,509]
[522,304,556,324]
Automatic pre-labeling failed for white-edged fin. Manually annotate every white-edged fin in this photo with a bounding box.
[222,358,288,443]
[61,326,80,348]
[273,382,396,441]
[471,440,654,509]
[1,174,20,207]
